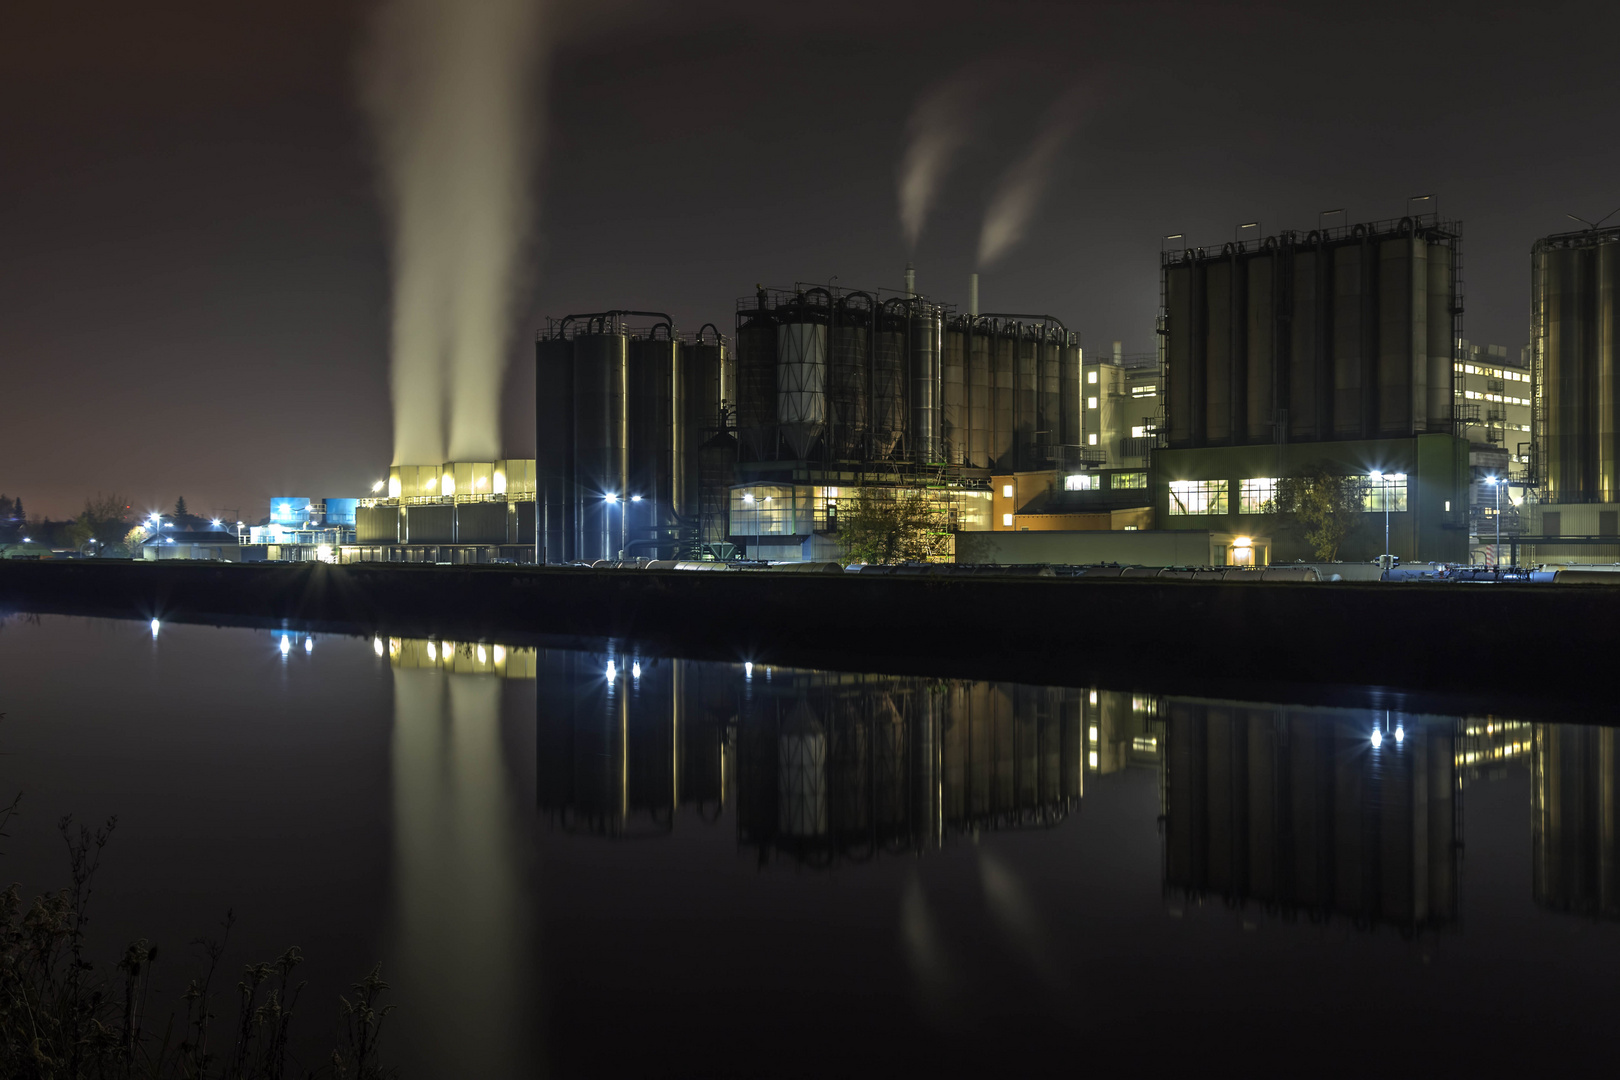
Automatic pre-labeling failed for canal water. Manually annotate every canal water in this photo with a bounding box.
[1,612,1617,1075]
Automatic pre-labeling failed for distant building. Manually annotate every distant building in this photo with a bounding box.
[139,529,240,561]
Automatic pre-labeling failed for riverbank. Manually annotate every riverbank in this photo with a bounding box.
[0,559,1609,709]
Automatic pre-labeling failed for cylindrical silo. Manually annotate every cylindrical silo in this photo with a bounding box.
[830,295,871,459]
[990,323,1016,471]
[1038,330,1062,461]
[535,335,574,562]
[776,292,829,460]
[1331,241,1365,439]
[1059,338,1082,448]
[1014,326,1039,469]
[1203,260,1233,444]
[682,332,729,520]
[573,328,628,562]
[909,302,942,463]
[627,331,677,554]
[872,301,908,459]
[736,291,778,460]
[1246,253,1276,442]
[968,323,991,467]
[942,321,967,465]
[1425,240,1454,432]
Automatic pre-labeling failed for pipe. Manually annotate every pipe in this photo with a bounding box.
[696,323,723,344]
[904,263,916,297]
[977,312,1069,332]
[556,309,678,336]
[969,273,979,317]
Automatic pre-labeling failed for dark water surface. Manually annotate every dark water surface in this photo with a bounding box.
[2,613,1618,1075]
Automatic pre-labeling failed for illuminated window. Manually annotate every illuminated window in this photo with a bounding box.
[1087,370,1098,384]
[1064,474,1097,491]
[1167,480,1228,516]
[1239,477,1278,514]
[1088,396,1099,409]
[1002,513,1013,527]
[1130,425,1147,438]
[1088,434,1098,445]
[1131,384,1156,397]
[1364,475,1408,512]
[1111,472,1147,489]
[1002,484,1014,498]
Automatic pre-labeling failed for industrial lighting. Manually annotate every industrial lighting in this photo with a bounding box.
[745,661,754,679]
[20,537,29,543]
[373,636,384,657]
[426,641,437,660]
[605,660,617,680]
[1371,729,1383,749]
[604,493,619,504]
[630,495,643,502]
[631,661,641,679]
[210,518,221,528]
[280,635,291,656]
[476,645,487,664]
[1232,536,1253,548]
[493,645,505,664]
[304,637,313,654]
[372,480,385,493]
[1395,725,1406,744]
[150,618,160,638]
[743,494,755,504]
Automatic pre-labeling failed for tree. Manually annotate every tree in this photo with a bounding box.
[10,497,22,523]
[174,496,189,522]
[1273,467,1369,562]
[836,488,949,565]
[74,493,135,556]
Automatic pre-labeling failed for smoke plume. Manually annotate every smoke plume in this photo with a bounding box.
[896,67,992,251]
[360,0,548,465]
[976,83,1089,269]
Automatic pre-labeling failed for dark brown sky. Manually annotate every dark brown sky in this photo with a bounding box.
[4,0,1618,519]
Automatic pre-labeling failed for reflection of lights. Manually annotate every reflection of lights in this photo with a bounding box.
[1088,751,1099,769]
[1089,690,1098,705]
[372,480,385,493]
[631,661,641,679]
[476,645,487,664]
[605,660,617,680]
[1395,725,1406,744]
[493,645,505,664]
[389,638,400,655]
[426,641,437,661]
[304,637,313,654]
[150,618,160,638]
[1371,729,1383,749]
[280,635,291,656]
[374,636,385,657]
[442,641,455,661]
[744,661,754,679]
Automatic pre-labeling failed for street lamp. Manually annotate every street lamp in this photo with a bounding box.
[742,493,755,560]
[603,492,620,560]
[1484,476,1503,569]
[1368,471,1405,566]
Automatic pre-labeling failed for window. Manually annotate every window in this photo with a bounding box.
[1168,480,1228,516]
[1363,475,1407,512]
[1064,474,1097,491]
[1087,396,1099,409]
[1088,434,1099,445]
[1001,484,1013,498]
[1130,425,1148,438]
[1087,370,1098,384]
[1131,383,1156,397]
[1239,478,1278,514]
[1002,513,1014,527]
[1111,472,1147,489]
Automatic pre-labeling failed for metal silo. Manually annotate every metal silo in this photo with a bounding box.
[1425,238,1454,431]
[1536,228,1620,503]
[909,302,942,463]
[1060,338,1082,448]
[1014,326,1039,468]
[1038,330,1062,462]
[830,294,872,459]
[968,322,991,467]
[776,289,830,459]
[535,334,574,562]
[990,323,1016,471]
[736,289,777,460]
[681,327,729,523]
[627,329,678,555]
[573,326,628,561]
[942,321,967,465]
[872,300,908,459]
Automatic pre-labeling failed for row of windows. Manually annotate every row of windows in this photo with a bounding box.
[1062,472,1149,492]
[1167,475,1408,516]
[1461,390,1530,406]
[1455,363,1528,382]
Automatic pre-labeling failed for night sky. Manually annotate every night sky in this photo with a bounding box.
[5,0,1618,520]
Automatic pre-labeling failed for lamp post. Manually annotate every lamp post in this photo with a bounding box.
[604,492,619,561]
[742,493,756,560]
[1369,471,1405,565]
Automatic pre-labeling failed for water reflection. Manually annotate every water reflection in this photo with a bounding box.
[1535,724,1620,920]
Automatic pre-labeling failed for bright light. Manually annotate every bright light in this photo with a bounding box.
[604,492,619,504]
[476,645,487,663]
[388,476,402,498]
[304,637,313,654]
[631,661,642,679]
[1393,472,1407,481]
[316,544,333,563]
[441,473,454,497]
[1371,729,1383,748]
[1395,725,1406,744]
[745,661,754,678]
[372,480,385,493]
[373,636,384,657]
[1369,471,1383,481]
[606,660,617,680]
[493,471,507,495]
[493,645,506,664]
[1232,536,1253,548]
[150,618,160,638]
[426,641,437,660]
[210,519,221,527]
[743,494,755,504]
[279,635,291,656]
[1484,476,1500,486]
[630,495,643,502]
[20,537,29,543]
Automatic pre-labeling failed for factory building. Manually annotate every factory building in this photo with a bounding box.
[1155,215,1472,564]
[350,459,538,563]
[1525,225,1620,563]
[1453,341,1533,562]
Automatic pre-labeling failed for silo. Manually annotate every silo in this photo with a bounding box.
[1038,330,1062,459]
[909,303,942,463]
[1059,338,1082,448]
[736,291,777,460]
[1014,326,1039,468]
[1376,232,1427,436]
[1331,241,1365,438]
[1425,239,1454,431]
[1203,259,1233,444]
[968,323,991,467]
[1288,244,1320,440]
[942,321,967,464]
[535,336,575,561]
[573,328,628,561]
[1537,230,1620,503]
[1245,252,1276,443]
[776,290,829,459]
[627,330,678,553]
[829,295,871,459]
[872,301,908,459]
[1165,259,1197,449]
[990,323,1016,470]
[681,330,729,522]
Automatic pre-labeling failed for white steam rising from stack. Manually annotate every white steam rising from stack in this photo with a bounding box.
[896,67,990,251]
[361,0,548,465]
[977,83,1089,269]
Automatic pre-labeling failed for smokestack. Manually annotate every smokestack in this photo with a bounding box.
[905,262,916,298]
[969,273,979,317]
[1112,341,1122,362]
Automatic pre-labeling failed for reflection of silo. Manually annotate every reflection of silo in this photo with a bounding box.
[573,330,628,561]
[778,698,828,838]
[1059,339,1082,448]
[828,694,870,838]
[830,295,872,459]
[990,326,1016,471]
[908,687,941,848]
[968,323,991,467]
[942,324,967,465]
[1533,723,1620,919]
[873,302,908,459]
[871,691,908,834]
[535,336,575,562]
[627,332,679,554]
[736,292,778,460]
[910,304,942,463]
[777,292,829,459]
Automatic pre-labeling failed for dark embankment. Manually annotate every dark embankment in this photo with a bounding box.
[1,559,1613,710]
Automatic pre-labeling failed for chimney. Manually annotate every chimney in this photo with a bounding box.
[1112,340,1123,362]
[904,262,916,298]
[969,273,979,317]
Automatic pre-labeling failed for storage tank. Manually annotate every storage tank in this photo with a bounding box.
[1059,339,1082,448]
[990,323,1016,471]
[736,290,778,460]
[776,290,829,459]
[872,300,908,459]
[1038,330,1062,461]
[627,329,679,551]
[1536,227,1620,503]
[573,328,628,561]
[968,322,990,467]
[681,327,730,525]
[909,302,942,463]
[1014,326,1039,468]
[829,295,872,459]
[942,322,967,465]
[535,336,575,561]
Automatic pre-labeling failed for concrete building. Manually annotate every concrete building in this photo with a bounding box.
[1082,341,1163,471]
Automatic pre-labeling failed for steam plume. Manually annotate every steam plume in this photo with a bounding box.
[977,83,1089,268]
[897,67,991,251]
[361,0,548,465]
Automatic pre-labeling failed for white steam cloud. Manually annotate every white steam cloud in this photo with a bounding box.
[977,83,1089,269]
[360,0,549,465]
[896,66,993,251]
